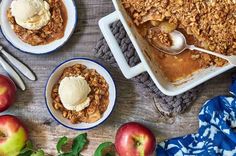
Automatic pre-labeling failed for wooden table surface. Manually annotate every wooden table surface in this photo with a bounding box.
[0,0,235,155]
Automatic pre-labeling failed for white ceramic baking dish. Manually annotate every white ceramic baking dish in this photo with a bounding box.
[99,0,234,96]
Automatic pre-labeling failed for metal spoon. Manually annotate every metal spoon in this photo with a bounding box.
[0,56,25,90]
[0,46,36,81]
[149,29,236,66]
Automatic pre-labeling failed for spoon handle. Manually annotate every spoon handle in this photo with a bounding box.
[0,56,25,91]
[188,45,229,60]
[0,48,36,81]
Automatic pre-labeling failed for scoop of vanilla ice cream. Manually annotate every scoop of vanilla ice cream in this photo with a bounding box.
[59,76,91,112]
[11,0,51,30]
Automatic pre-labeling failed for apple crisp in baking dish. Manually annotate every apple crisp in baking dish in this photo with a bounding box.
[122,0,236,82]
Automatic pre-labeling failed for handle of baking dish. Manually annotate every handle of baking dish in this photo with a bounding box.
[99,11,146,79]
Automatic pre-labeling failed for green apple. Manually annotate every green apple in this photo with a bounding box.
[0,115,28,156]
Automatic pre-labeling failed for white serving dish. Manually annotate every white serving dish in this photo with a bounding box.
[99,0,234,96]
[45,58,116,130]
[0,0,77,54]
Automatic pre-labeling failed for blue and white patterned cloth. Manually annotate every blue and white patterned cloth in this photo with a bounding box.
[156,76,236,156]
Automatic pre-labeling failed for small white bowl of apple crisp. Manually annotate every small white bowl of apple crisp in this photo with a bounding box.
[0,0,77,54]
[45,58,117,130]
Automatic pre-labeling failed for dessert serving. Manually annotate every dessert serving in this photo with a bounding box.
[7,0,67,46]
[51,64,110,124]
[121,0,236,82]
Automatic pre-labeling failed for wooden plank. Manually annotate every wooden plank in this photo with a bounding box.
[0,0,234,155]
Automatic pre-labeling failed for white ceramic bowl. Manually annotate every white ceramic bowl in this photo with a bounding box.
[0,0,77,54]
[45,58,116,130]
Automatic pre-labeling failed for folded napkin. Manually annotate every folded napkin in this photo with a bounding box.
[156,76,236,156]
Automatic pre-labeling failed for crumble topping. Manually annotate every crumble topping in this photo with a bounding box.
[122,0,236,66]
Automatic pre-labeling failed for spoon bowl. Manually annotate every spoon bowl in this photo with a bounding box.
[166,30,188,54]
[148,28,187,55]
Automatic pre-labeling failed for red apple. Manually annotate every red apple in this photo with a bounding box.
[115,122,156,156]
[0,74,17,112]
[0,115,28,156]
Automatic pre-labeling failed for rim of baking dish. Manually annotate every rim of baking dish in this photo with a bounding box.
[0,0,78,55]
[44,57,117,131]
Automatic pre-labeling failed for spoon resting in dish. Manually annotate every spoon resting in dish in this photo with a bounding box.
[148,27,236,66]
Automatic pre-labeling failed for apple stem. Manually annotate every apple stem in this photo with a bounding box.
[136,141,141,146]
[0,131,6,137]
[132,136,145,156]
